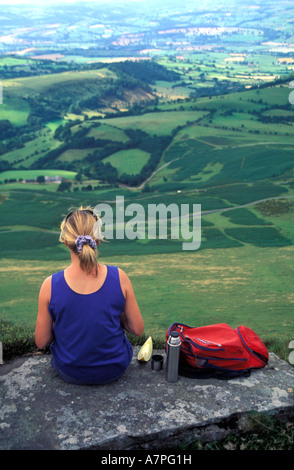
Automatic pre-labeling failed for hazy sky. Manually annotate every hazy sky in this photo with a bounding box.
[0,0,142,4]
[0,0,211,5]
[0,0,144,4]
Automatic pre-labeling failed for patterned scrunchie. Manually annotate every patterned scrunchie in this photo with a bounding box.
[75,235,97,254]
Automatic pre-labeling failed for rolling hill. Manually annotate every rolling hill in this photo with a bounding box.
[0,53,293,341]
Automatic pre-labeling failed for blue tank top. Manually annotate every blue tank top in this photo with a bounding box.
[48,265,133,384]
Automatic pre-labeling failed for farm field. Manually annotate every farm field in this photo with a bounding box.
[2,74,293,189]
[98,110,208,136]
[104,149,150,176]
[0,68,117,97]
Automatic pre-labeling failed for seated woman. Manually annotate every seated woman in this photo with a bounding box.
[35,206,144,385]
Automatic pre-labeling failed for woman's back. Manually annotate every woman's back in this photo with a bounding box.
[49,264,133,384]
[35,206,144,385]
[63,263,108,295]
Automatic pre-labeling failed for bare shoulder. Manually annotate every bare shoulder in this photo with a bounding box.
[118,268,132,295]
[41,275,52,288]
[118,267,128,279]
[39,275,52,299]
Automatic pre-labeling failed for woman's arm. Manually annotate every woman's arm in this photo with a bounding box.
[119,269,144,337]
[35,276,54,349]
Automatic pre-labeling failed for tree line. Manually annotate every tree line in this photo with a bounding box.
[31,124,171,186]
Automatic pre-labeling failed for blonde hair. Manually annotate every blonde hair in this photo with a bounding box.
[59,205,101,275]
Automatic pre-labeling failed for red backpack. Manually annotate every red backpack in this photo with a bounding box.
[166,323,269,379]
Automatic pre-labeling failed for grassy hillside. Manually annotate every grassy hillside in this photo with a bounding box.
[104,149,150,176]
[3,80,293,192]
[1,58,293,189]
[0,59,293,348]
[0,184,293,340]
[1,245,293,342]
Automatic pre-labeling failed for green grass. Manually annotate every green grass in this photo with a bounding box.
[159,133,294,188]
[1,243,293,341]
[98,110,207,136]
[104,148,150,176]
[1,182,293,344]
[181,412,294,451]
[57,148,92,163]
[222,207,269,225]
[0,97,30,126]
[1,69,117,97]
[1,130,62,167]
[86,124,130,142]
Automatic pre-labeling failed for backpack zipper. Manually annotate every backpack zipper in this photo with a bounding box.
[236,327,267,364]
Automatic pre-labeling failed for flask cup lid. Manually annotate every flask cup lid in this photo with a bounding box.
[168,330,180,345]
[171,331,179,337]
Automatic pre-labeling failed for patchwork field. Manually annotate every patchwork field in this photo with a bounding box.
[104,149,150,176]
[0,48,293,348]
[99,110,208,136]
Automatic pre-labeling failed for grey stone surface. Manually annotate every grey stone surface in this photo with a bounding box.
[0,348,293,450]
